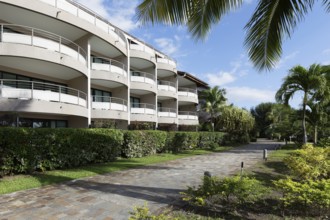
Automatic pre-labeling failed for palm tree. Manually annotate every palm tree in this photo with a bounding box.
[275,64,328,144]
[200,86,227,131]
[136,0,330,71]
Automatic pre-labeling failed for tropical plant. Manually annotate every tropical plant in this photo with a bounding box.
[275,64,329,144]
[199,86,227,131]
[136,0,330,71]
[216,105,255,136]
[250,102,277,138]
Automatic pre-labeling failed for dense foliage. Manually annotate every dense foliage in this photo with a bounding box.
[0,128,227,176]
[0,128,123,176]
[182,175,267,208]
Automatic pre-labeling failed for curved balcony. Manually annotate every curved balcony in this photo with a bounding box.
[178,88,198,104]
[158,107,177,124]
[130,103,156,122]
[157,57,177,73]
[178,111,199,125]
[91,96,128,120]
[0,24,87,66]
[39,0,127,49]
[91,57,128,86]
[158,80,177,99]
[0,79,88,117]
[129,42,156,64]
[130,71,156,93]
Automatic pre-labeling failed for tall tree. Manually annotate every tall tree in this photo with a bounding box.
[275,64,328,144]
[136,0,330,71]
[250,102,276,138]
[200,86,227,131]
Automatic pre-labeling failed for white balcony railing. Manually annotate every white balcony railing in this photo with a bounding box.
[92,96,127,111]
[130,71,155,85]
[178,87,198,99]
[158,80,176,92]
[38,0,126,48]
[178,111,198,120]
[131,103,156,115]
[129,43,155,56]
[158,107,177,118]
[0,79,87,107]
[157,57,177,68]
[0,24,87,65]
[91,57,127,77]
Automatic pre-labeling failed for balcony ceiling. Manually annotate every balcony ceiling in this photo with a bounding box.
[90,36,123,58]
[157,96,175,101]
[158,69,175,78]
[130,89,154,96]
[0,56,82,80]
[178,76,197,87]
[91,79,124,89]
[130,57,154,70]
[0,2,87,41]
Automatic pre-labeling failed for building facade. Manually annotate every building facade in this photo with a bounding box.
[0,0,208,129]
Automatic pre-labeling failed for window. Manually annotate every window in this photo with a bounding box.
[130,96,140,108]
[91,88,112,102]
[131,71,141,76]
[157,102,162,110]
[0,71,67,91]
[91,56,110,64]
[18,118,68,128]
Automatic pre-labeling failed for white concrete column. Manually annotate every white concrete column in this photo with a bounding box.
[87,40,91,126]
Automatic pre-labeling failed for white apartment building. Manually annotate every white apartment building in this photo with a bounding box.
[0,0,208,129]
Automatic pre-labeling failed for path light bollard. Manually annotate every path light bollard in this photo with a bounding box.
[240,162,244,180]
[204,171,212,177]
[263,149,268,161]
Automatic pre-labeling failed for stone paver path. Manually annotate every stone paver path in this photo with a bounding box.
[0,139,282,220]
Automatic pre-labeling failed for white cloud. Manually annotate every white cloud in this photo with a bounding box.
[206,72,237,86]
[154,38,178,55]
[76,0,139,32]
[275,51,299,69]
[226,87,275,103]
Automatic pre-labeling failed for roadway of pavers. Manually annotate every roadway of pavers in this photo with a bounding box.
[0,139,281,220]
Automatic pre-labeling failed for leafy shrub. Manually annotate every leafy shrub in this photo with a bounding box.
[182,175,267,208]
[0,128,123,176]
[166,132,199,153]
[198,132,225,149]
[122,130,167,158]
[274,178,330,216]
[129,203,176,220]
[317,137,330,148]
[284,144,330,180]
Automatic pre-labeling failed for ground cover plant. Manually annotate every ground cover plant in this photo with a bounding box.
[129,143,330,219]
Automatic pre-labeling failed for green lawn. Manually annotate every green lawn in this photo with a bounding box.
[0,147,231,195]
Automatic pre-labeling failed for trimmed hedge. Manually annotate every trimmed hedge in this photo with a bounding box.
[0,128,123,176]
[121,130,167,158]
[0,128,227,176]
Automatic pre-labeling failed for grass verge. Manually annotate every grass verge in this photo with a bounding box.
[0,146,231,195]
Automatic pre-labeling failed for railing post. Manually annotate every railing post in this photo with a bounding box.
[31,81,34,99]
[31,28,34,46]
[77,90,80,105]
[0,80,2,97]
[59,37,62,54]
[0,24,3,42]
[77,47,80,61]
[59,86,61,103]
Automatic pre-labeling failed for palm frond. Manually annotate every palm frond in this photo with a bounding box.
[323,0,330,12]
[136,0,194,26]
[245,0,315,71]
[187,0,242,40]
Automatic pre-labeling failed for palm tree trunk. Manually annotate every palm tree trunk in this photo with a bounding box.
[302,93,307,144]
[314,125,318,145]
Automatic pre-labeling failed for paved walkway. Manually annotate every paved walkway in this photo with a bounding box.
[0,139,282,220]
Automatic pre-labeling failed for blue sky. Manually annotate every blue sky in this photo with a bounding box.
[77,0,330,109]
